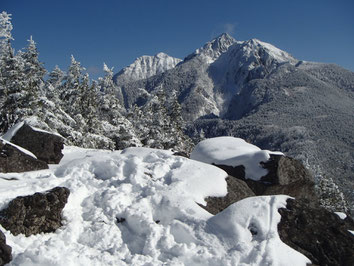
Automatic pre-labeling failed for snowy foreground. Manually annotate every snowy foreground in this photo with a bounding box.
[0,145,310,265]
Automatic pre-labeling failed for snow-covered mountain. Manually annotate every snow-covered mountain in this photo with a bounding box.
[113,52,181,84]
[116,33,299,119]
[184,32,237,63]
[112,33,354,214]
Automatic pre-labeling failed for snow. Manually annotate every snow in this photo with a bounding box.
[1,121,24,141]
[0,137,37,159]
[254,39,296,64]
[0,145,309,265]
[30,125,63,138]
[1,120,63,142]
[190,136,283,181]
[334,212,347,220]
[116,52,182,82]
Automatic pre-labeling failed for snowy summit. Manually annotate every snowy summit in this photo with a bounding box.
[114,52,182,83]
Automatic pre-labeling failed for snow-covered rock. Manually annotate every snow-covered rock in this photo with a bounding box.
[0,229,12,266]
[0,145,311,265]
[278,198,354,266]
[4,122,65,164]
[190,136,281,180]
[0,186,70,236]
[0,137,48,173]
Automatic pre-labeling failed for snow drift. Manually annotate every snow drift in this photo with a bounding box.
[0,145,309,265]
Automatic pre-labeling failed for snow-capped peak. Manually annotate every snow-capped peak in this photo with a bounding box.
[114,52,182,83]
[185,33,237,63]
[242,38,297,64]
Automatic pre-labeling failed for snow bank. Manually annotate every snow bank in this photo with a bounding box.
[208,195,310,265]
[0,146,309,265]
[190,136,283,181]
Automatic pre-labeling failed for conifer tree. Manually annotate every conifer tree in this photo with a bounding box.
[0,14,45,132]
[60,55,85,116]
[46,65,65,100]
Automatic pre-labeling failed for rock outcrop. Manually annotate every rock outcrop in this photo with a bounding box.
[203,176,255,215]
[9,123,64,164]
[278,198,354,266]
[215,155,318,204]
[0,139,48,173]
[0,229,12,266]
[0,187,70,237]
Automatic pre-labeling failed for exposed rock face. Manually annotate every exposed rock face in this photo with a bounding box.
[278,198,354,266]
[253,155,317,203]
[203,176,255,215]
[10,123,64,164]
[172,151,189,158]
[215,155,318,204]
[0,187,70,237]
[0,229,12,266]
[0,139,48,173]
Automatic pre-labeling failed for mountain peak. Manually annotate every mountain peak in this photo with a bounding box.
[114,52,182,84]
[242,38,297,64]
[186,33,237,63]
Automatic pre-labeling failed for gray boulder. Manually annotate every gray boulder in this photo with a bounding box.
[214,155,318,204]
[10,123,64,164]
[202,176,255,215]
[278,198,354,266]
[0,139,48,173]
[0,229,12,266]
[0,187,70,237]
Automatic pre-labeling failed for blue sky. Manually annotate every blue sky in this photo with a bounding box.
[2,0,354,79]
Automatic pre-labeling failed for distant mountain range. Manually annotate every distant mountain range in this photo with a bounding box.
[112,33,354,212]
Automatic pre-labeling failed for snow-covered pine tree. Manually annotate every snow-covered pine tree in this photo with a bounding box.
[21,36,46,93]
[79,73,100,133]
[95,63,141,149]
[138,87,169,149]
[46,65,64,101]
[166,92,194,152]
[60,55,85,116]
[97,63,124,123]
[0,11,16,132]
[0,26,45,132]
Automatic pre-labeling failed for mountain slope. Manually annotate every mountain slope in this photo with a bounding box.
[113,52,182,107]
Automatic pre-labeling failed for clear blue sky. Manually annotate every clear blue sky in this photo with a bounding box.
[2,0,354,79]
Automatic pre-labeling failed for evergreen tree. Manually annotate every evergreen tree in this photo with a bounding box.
[0,16,46,132]
[79,73,100,133]
[98,63,124,123]
[60,55,85,115]
[21,36,46,93]
[0,11,15,131]
[46,65,64,100]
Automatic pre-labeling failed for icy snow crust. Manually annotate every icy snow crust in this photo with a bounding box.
[191,137,283,181]
[0,146,309,265]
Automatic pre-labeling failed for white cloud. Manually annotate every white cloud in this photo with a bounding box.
[211,22,238,38]
[86,66,102,76]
